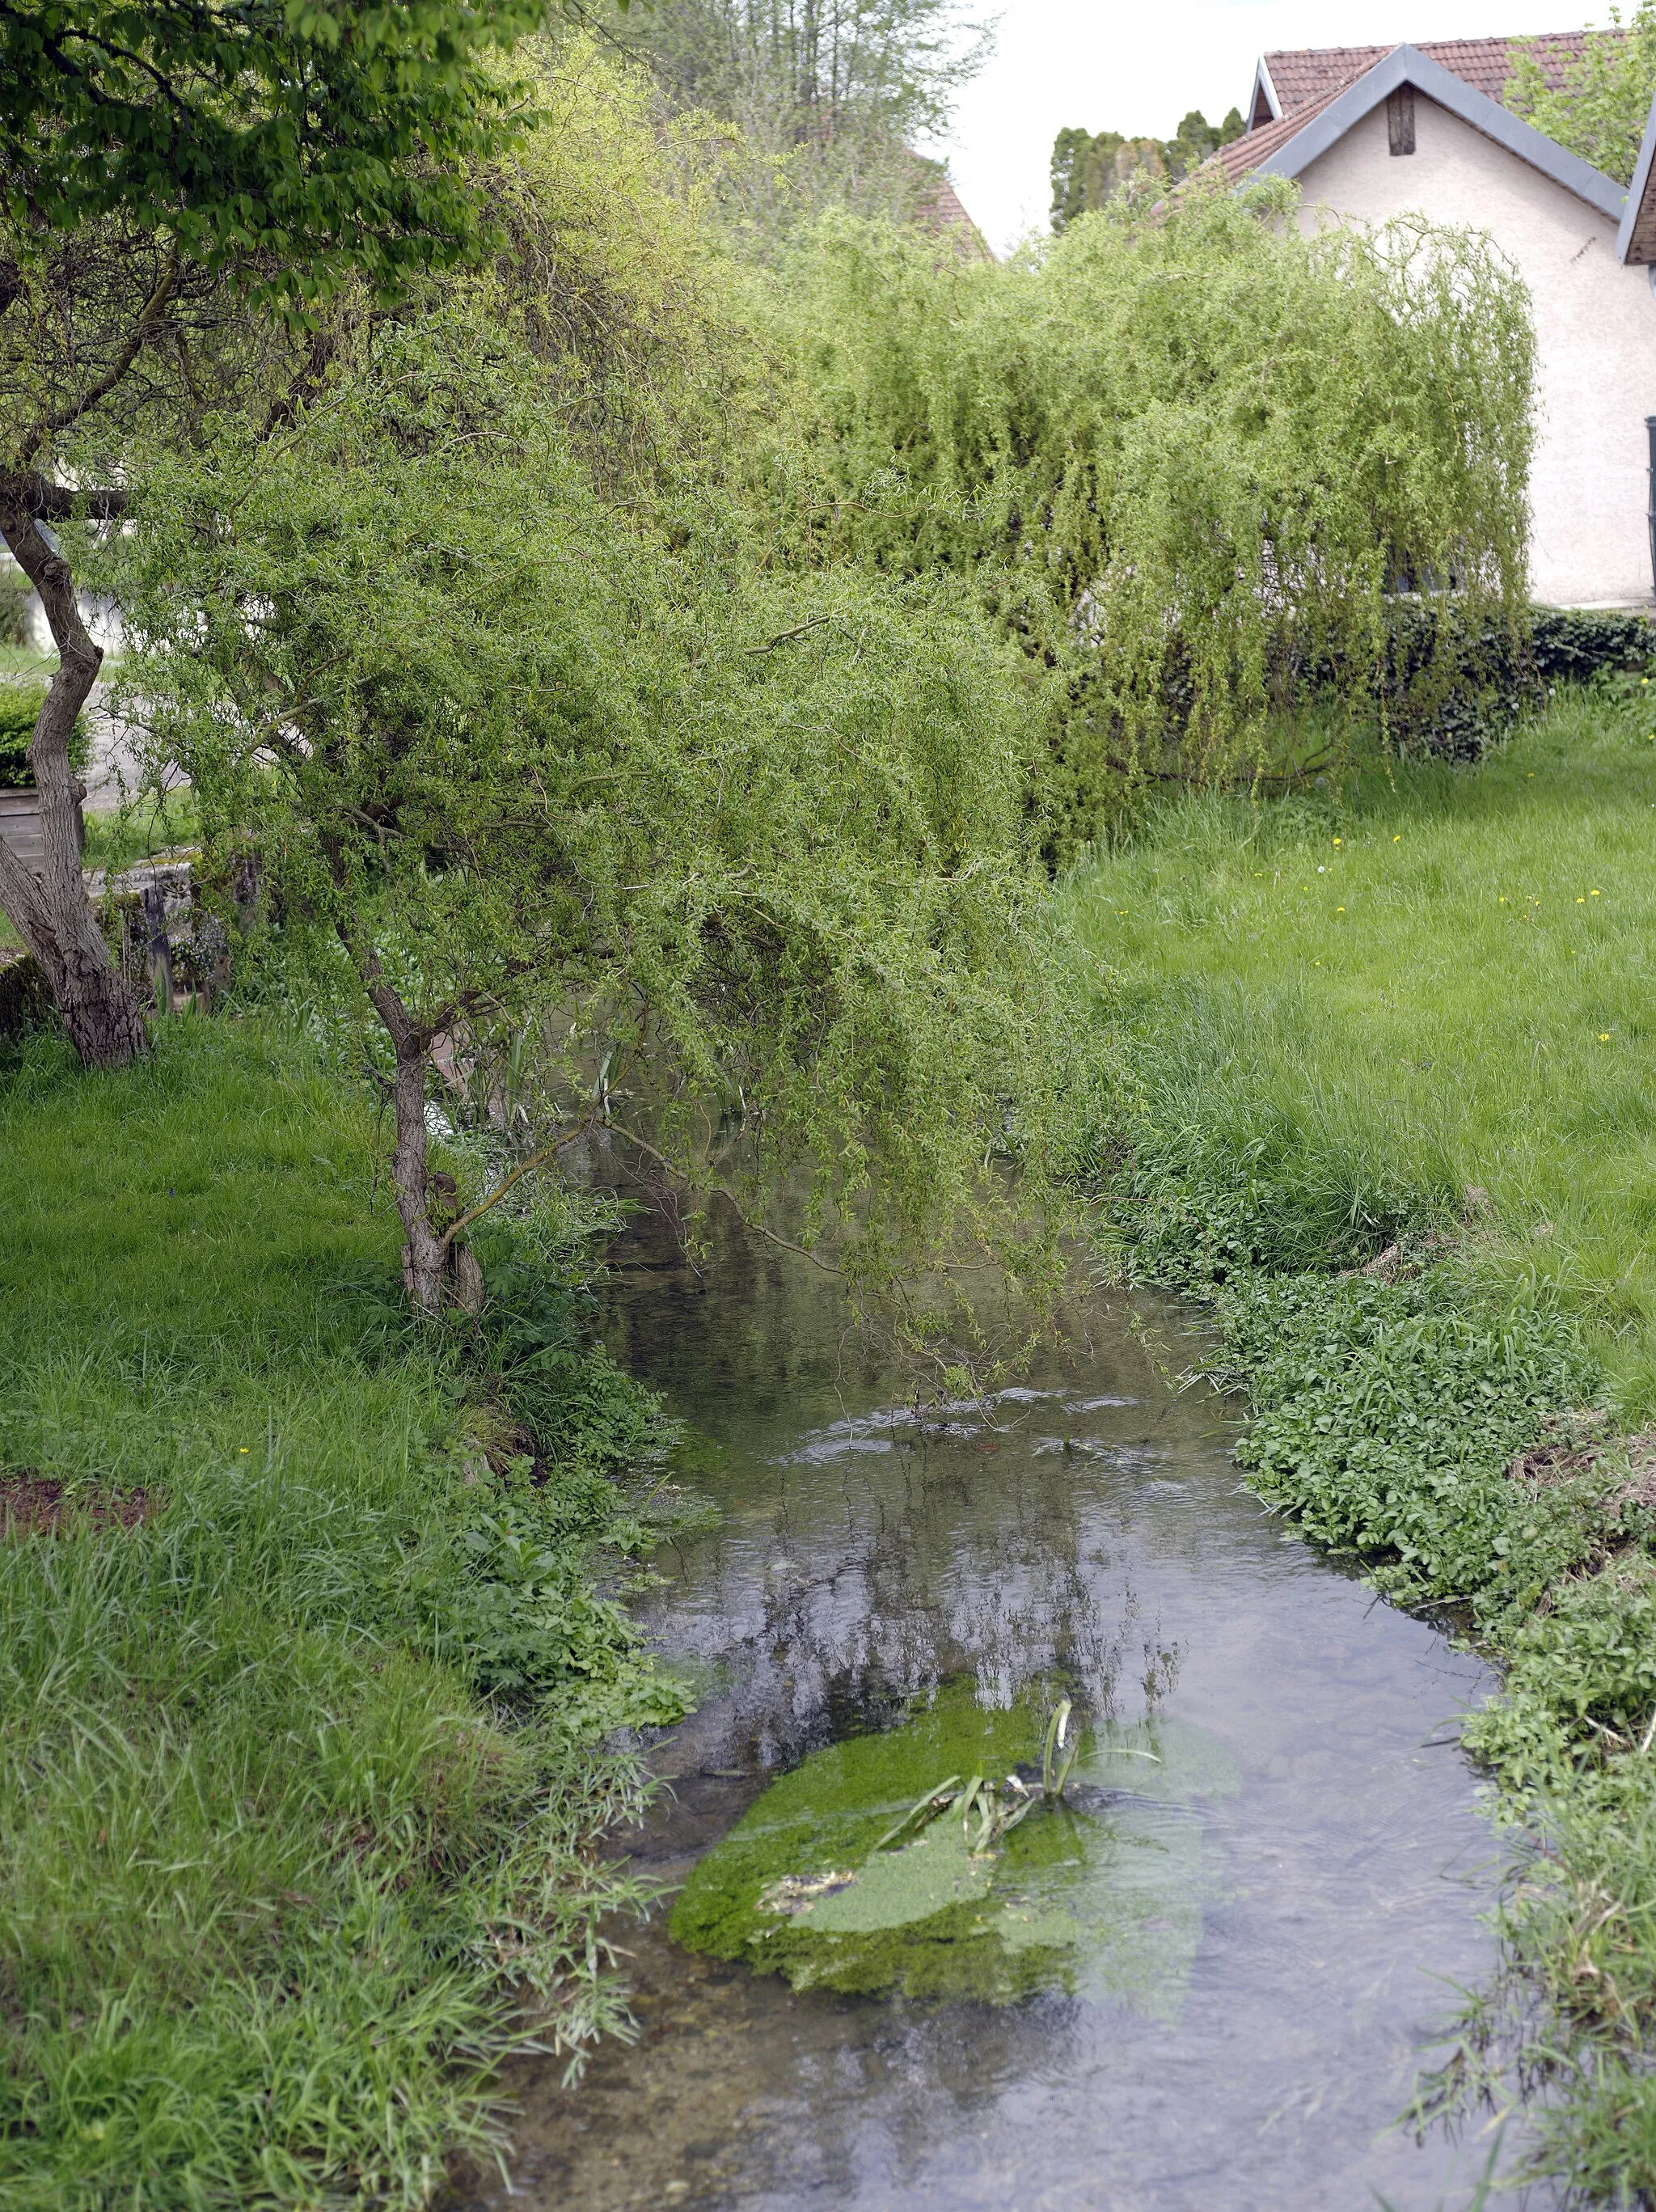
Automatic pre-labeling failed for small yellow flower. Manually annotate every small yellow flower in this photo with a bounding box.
[1578,896,1586,903]
[1591,889,1600,896]
[239,1448,249,1455]
[1599,1033,1612,1043]
[1337,906,1346,912]
[1500,896,1507,903]
[1333,837,1342,847]
[1392,835,1400,843]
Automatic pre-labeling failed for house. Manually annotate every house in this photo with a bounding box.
[1215,34,1656,608]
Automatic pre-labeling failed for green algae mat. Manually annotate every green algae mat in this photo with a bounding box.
[670,1685,1240,2013]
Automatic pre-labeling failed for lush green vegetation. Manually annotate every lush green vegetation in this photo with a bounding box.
[0,11,1632,2201]
[1509,6,1656,184]
[1049,107,1245,229]
[1065,689,1656,2197]
[0,1016,692,2210]
[777,184,1534,844]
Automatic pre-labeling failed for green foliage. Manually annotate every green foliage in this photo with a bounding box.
[0,684,88,789]
[0,0,542,313]
[0,1017,689,2208]
[102,298,1072,1297]
[1507,7,1656,184]
[1062,693,1656,2200]
[779,185,1535,847]
[601,0,990,245]
[0,569,35,647]
[1050,107,1244,229]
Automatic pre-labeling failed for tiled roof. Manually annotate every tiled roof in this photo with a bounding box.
[915,171,991,258]
[1212,29,1616,188]
[1259,31,1606,124]
[1212,94,1346,188]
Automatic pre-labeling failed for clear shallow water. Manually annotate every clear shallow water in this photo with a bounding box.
[453,1211,1537,2212]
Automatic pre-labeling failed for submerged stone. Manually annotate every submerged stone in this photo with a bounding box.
[670,1683,1240,2011]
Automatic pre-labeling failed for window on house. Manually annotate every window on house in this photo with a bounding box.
[1388,86,1416,155]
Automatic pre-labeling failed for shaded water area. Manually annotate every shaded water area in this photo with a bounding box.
[458,1208,1537,2211]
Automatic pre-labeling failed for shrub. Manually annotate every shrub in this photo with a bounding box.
[0,687,90,791]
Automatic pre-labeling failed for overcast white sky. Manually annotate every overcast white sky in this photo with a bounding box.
[940,0,1611,252]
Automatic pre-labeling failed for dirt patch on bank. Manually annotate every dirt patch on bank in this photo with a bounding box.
[1,1471,154,1537]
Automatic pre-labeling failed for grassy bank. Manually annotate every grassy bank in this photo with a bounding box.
[1064,692,1656,2199]
[0,1017,685,2209]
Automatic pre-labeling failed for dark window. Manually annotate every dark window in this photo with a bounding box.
[1388,85,1416,156]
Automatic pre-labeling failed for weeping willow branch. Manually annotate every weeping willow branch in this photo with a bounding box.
[438,1119,598,1253]
[608,1122,844,1275]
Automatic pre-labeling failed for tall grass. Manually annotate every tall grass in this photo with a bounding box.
[1067,689,1656,1408]
[0,1018,668,2209]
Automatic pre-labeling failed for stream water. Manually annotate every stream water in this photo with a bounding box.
[454,1208,1536,2212]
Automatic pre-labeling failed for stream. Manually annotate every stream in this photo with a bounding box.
[454,1205,1536,2211]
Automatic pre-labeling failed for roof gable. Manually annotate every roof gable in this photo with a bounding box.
[1217,41,1624,223]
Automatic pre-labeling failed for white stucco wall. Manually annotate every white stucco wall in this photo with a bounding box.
[1295,95,1656,607]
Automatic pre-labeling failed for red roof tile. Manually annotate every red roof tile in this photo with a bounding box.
[1209,28,1618,188]
[1258,31,1608,122]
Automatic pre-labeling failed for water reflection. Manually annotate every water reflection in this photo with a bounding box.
[448,1207,1537,2212]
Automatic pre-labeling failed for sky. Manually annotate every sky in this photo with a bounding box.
[940,0,1614,252]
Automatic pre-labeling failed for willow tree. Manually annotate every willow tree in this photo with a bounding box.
[775,181,1536,849]
[0,0,540,1068]
[104,309,1066,1313]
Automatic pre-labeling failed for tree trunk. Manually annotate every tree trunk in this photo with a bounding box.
[360,959,482,1316]
[0,485,149,1068]
[382,1033,446,1313]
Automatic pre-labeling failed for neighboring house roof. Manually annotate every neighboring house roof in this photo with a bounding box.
[1248,31,1607,127]
[1216,40,1625,227]
[915,170,991,259]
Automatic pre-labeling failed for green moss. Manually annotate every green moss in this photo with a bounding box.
[671,1683,1239,2014]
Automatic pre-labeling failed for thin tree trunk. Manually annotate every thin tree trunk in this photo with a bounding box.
[0,486,149,1068]
[389,1030,450,1313]
[353,950,484,1315]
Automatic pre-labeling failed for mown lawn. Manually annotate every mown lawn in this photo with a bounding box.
[1067,691,1656,1410]
[0,1017,670,2211]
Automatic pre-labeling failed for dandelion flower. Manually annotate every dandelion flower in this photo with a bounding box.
[1392,835,1401,843]
[1337,906,1346,912]
[1591,889,1600,896]
[239,1448,249,1455]
[1578,896,1586,903]
[1333,837,1342,847]
[1599,1032,1612,1042]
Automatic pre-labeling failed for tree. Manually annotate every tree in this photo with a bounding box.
[1507,6,1656,184]
[777,187,1535,848]
[1050,108,1244,231]
[0,0,541,1068]
[104,309,1066,1314]
[602,0,991,246]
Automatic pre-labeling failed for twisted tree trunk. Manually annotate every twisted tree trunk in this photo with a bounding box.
[0,480,149,1068]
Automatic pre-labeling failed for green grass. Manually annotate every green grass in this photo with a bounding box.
[0,1016,681,2210]
[1061,688,1656,2201]
[1068,691,1656,1410]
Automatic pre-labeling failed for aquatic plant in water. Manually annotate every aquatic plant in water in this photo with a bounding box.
[670,1683,1239,2012]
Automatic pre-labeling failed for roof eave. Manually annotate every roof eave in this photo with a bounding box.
[1252,42,1625,223]
[1248,58,1282,129]
[1615,88,1656,260]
